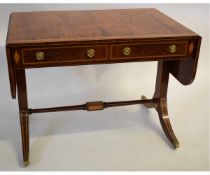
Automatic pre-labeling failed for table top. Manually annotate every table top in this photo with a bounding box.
[7,8,199,46]
[6,8,201,100]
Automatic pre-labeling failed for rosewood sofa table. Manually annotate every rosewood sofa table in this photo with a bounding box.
[6,8,201,166]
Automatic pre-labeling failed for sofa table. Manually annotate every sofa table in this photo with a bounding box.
[6,8,201,166]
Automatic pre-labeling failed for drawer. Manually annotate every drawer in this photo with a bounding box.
[111,41,188,59]
[22,45,108,65]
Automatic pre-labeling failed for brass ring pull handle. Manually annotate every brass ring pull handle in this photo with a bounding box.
[36,51,45,61]
[169,45,176,53]
[123,47,131,56]
[87,49,95,58]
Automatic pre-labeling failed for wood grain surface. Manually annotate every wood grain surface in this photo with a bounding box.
[7,8,199,46]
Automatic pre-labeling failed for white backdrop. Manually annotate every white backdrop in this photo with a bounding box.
[0,4,209,170]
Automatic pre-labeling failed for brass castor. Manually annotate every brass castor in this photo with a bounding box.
[174,141,180,149]
[23,160,30,167]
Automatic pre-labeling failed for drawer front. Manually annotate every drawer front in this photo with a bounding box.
[111,41,188,59]
[22,45,108,65]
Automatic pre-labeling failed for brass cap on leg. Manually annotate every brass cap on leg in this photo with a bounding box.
[23,160,30,167]
[174,141,180,149]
